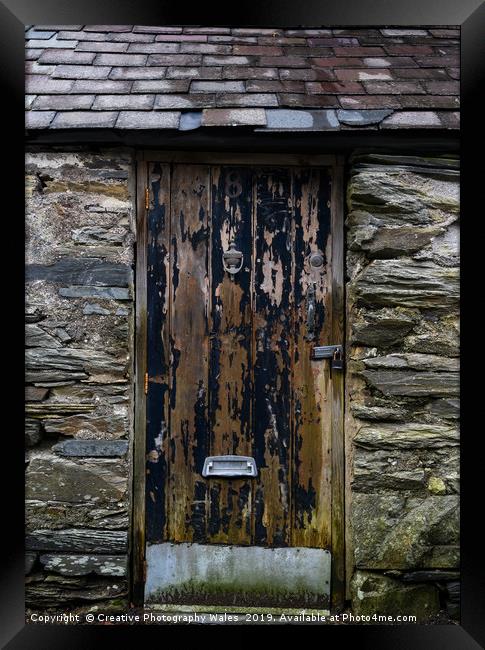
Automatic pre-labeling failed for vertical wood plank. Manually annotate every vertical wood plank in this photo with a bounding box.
[132,159,148,605]
[145,163,171,543]
[168,164,210,543]
[208,166,253,545]
[291,168,333,549]
[330,160,346,610]
[253,168,293,546]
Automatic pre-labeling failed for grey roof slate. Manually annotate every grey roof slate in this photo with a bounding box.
[25,25,460,132]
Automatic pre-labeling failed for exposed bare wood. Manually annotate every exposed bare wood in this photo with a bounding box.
[207,167,253,544]
[168,164,211,543]
[253,168,293,546]
[291,168,332,549]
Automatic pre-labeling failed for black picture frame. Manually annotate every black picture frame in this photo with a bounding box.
[2,0,483,646]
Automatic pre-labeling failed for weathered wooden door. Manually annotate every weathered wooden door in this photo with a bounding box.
[140,159,343,608]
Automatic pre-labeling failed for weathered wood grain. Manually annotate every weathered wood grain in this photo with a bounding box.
[253,168,293,546]
[146,162,171,542]
[168,164,210,543]
[291,168,332,549]
[208,167,253,544]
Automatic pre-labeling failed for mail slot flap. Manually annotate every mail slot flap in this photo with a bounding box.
[202,455,257,478]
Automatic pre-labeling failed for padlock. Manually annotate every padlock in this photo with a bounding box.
[331,347,344,371]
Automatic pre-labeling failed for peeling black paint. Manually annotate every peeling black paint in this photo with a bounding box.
[146,163,332,552]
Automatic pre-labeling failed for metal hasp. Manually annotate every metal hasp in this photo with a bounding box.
[222,240,244,275]
[202,455,257,478]
[312,344,344,360]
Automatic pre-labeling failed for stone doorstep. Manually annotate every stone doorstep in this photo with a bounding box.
[145,604,330,625]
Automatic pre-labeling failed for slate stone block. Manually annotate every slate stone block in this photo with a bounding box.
[58,286,130,299]
[26,259,131,286]
[39,553,127,577]
[52,440,129,457]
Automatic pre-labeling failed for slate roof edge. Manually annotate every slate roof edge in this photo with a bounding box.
[25,107,460,132]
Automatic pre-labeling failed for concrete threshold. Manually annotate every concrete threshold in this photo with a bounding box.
[145,604,331,625]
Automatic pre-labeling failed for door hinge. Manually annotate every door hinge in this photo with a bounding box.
[145,187,149,211]
[144,372,148,395]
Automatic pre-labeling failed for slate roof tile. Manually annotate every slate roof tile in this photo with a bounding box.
[167,67,222,79]
[131,80,190,93]
[76,42,130,53]
[154,94,216,109]
[155,34,208,42]
[215,93,279,107]
[72,80,133,94]
[52,65,112,79]
[116,110,180,128]
[126,43,181,54]
[51,111,119,128]
[33,95,95,110]
[191,81,245,93]
[25,24,460,132]
[133,26,183,34]
[38,50,96,65]
[92,95,155,110]
[201,108,267,126]
[109,67,167,80]
[57,31,110,41]
[147,54,202,65]
[94,53,148,66]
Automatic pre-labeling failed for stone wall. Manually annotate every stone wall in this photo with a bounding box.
[345,153,460,621]
[25,149,136,612]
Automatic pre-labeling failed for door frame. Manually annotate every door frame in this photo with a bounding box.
[132,150,345,610]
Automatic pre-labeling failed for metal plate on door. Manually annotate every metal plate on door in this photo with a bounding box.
[202,455,257,478]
